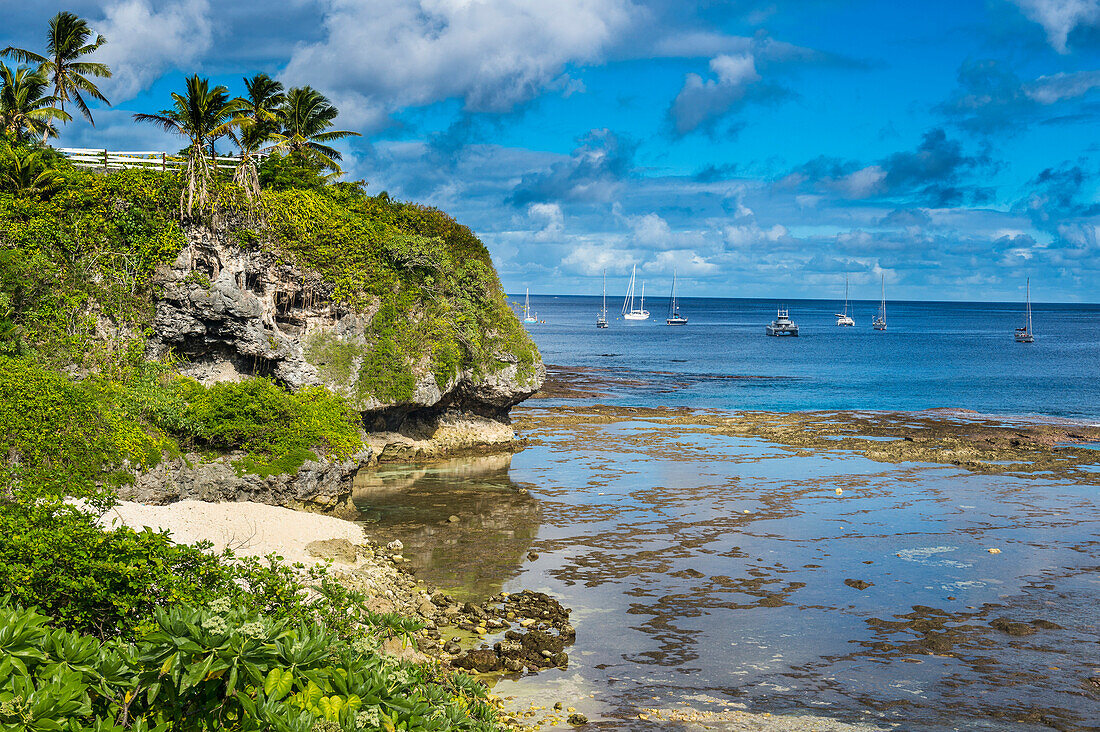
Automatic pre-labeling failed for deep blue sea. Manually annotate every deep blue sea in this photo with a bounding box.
[513,294,1100,421]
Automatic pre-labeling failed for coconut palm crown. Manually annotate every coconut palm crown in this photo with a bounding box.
[272,86,360,172]
[0,64,70,143]
[132,75,241,218]
[1,11,111,130]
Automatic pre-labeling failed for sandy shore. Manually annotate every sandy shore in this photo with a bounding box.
[100,499,367,566]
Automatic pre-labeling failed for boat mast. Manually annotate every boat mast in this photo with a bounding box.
[669,270,677,317]
[602,270,607,317]
[1026,277,1032,335]
[844,274,849,316]
[525,287,530,319]
[880,275,886,322]
[640,281,645,313]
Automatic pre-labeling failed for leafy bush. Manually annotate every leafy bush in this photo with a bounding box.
[0,356,166,497]
[0,598,502,731]
[258,151,329,192]
[0,491,416,643]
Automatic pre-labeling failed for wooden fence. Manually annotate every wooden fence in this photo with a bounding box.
[57,148,245,173]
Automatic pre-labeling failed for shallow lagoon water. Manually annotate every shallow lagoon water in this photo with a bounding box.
[354,409,1100,731]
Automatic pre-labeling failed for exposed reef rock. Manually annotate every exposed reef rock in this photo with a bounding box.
[365,410,521,462]
[147,226,543,426]
[120,447,373,518]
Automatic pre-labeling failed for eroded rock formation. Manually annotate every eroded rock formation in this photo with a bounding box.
[147,227,543,425]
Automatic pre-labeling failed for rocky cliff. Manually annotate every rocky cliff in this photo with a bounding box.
[149,224,543,429]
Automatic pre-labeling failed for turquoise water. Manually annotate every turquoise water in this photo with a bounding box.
[515,295,1100,421]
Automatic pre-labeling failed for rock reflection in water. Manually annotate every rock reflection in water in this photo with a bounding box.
[352,454,540,601]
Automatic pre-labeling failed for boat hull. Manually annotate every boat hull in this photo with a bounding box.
[1014,333,1033,343]
[765,325,799,336]
[666,317,688,326]
[835,315,855,326]
[623,311,650,320]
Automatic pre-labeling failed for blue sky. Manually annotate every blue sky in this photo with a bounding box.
[4,0,1100,302]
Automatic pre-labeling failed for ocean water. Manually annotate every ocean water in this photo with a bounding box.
[513,294,1100,421]
[354,293,1100,731]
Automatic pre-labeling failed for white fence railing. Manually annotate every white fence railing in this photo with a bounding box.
[57,148,245,173]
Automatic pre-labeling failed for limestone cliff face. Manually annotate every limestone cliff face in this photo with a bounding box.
[147,226,544,429]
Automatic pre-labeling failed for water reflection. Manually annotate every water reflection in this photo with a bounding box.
[352,454,541,600]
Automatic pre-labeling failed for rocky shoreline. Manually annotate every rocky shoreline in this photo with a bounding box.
[101,498,585,726]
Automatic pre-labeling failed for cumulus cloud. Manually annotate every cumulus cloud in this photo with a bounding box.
[527,203,566,241]
[561,244,638,275]
[938,59,1100,133]
[508,128,636,206]
[1009,0,1100,52]
[91,0,214,100]
[1014,163,1100,227]
[667,53,785,136]
[780,129,990,206]
[1024,69,1100,102]
[282,0,634,128]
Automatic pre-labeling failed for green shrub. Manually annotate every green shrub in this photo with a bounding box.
[258,150,329,192]
[0,356,166,497]
[0,597,502,731]
[180,378,363,473]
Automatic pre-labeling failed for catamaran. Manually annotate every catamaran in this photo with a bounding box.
[1015,278,1034,343]
[523,288,537,324]
[766,308,799,336]
[622,265,650,320]
[835,274,855,326]
[596,271,609,328]
[872,275,887,331]
[666,270,687,325]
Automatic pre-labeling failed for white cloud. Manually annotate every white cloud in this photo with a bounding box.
[829,165,887,199]
[527,202,565,241]
[668,53,763,135]
[1024,69,1100,103]
[628,212,674,246]
[1010,0,1100,53]
[561,243,637,275]
[282,0,635,128]
[723,222,788,247]
[646,249,717,275]
[92,0,214,100]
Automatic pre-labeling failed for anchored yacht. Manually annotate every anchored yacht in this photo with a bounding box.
[835,274,855,326]
[766,308,799,336]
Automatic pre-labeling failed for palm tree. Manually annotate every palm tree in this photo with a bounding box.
[0,64,70,143]
[271,86,359,172]
[1,11,111,139]
[0,144,65,197]
[133,75,240,219]
[231,74,284,199]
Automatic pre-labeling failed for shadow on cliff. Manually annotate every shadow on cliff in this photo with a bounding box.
[351,454,541,601]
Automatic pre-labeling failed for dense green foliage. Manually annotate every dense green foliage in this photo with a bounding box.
[0,588,499,732]
[0,357,364,493]
[0,492,502,730]
[0,356,165,496]
[0,493,408,643]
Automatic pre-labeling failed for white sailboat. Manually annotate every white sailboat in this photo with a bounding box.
[872,275,887,331]
[1015,278,1034,343]
[666,270,687,325]
[622,265,650,320]
[523,288,537,323]
[596,271,609,328]
[835,274,855,326]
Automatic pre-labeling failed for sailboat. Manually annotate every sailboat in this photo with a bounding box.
[622,265,650,320]
[835,274,855,326]
[872,275,887,331]
[1014,278,1034,343]
[666,270,687,325]
[596,271,609,328]
[523,288,537,324]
